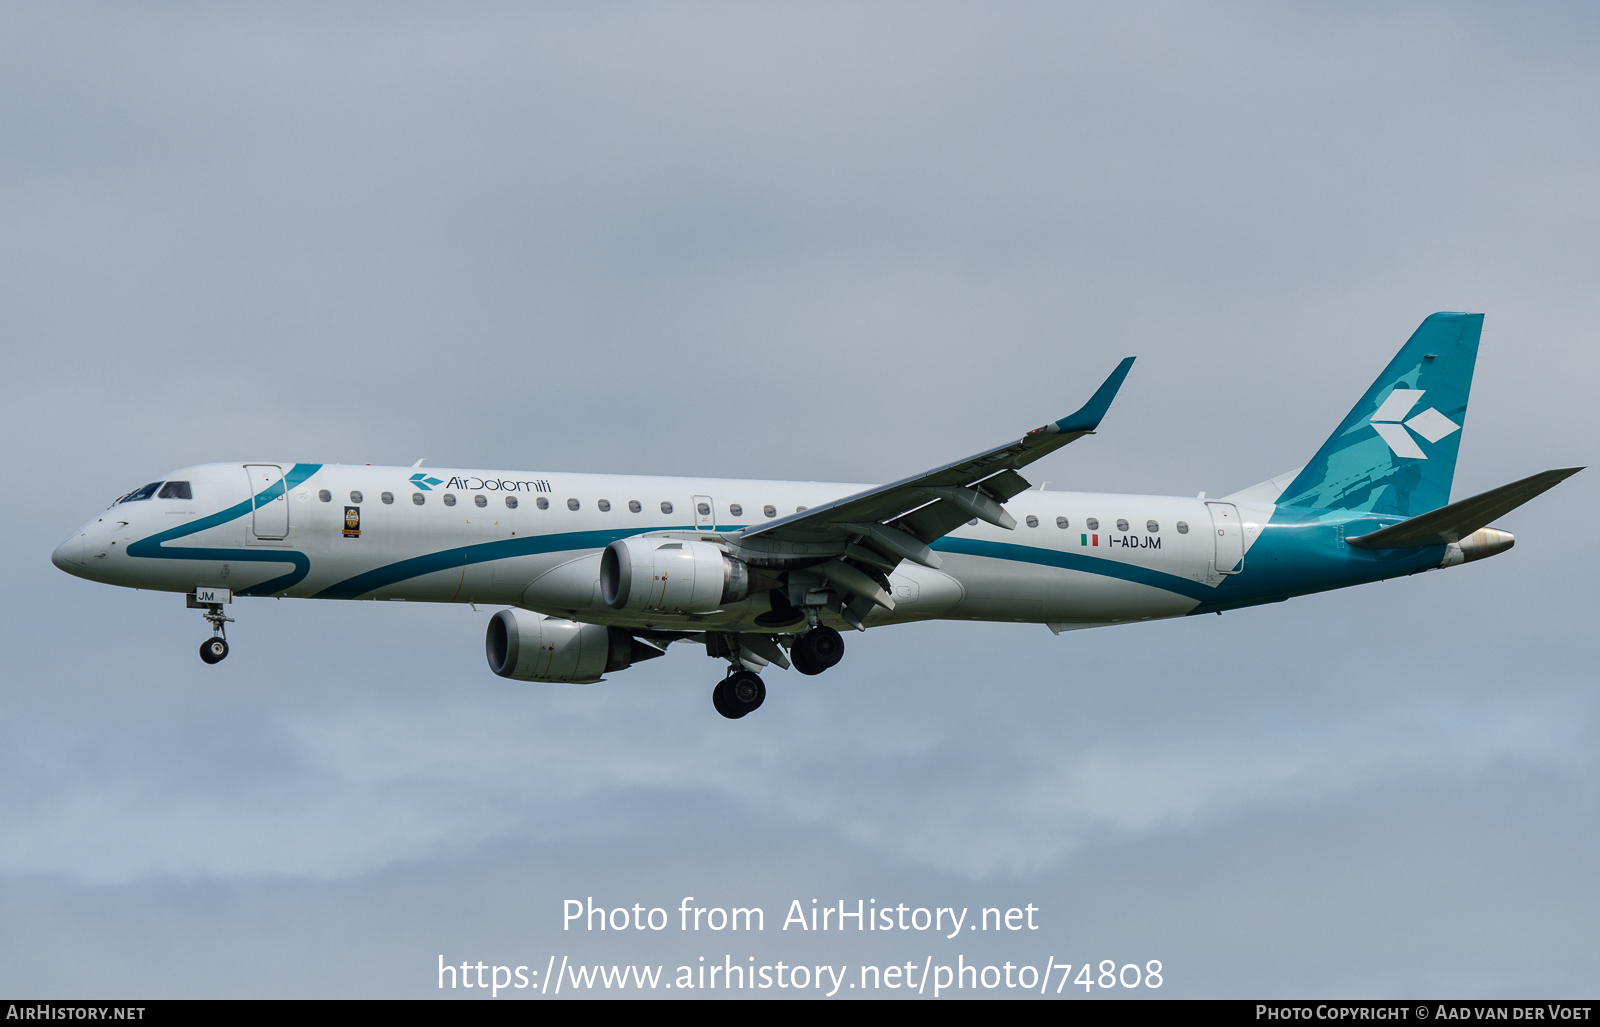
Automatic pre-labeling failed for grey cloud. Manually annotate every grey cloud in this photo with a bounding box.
[1,1,1597,997]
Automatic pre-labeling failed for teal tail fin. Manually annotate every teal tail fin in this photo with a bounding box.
[1277,312,1483,517]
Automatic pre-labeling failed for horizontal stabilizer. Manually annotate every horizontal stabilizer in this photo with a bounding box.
[1347,467,1583,549]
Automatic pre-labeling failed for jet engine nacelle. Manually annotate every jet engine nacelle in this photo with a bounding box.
[485,608,661,683]
[600,537,749,613]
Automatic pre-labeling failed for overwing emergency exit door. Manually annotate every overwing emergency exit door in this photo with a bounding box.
[1206,501,1244,575]
[692,495,716,531]
[244,464,289,539]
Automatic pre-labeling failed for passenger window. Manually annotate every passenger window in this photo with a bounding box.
[505,496,519,509]
[157,481,192,500]
[628,500,642,513]
[661,501,674,514]
[697,502,710,516]
[412,493,425,505]
[968,519,978,527]
[381,492,394,505]
[1025,515,1039,528]
[121,482,162,503]
[536,497,549,510]
[1116,519,1129,532]
[796,506,807,513]
[729,504,743,517]
[1056,516,1069,529]
[1147,520,1159,533]
[443,494,457,507]
[350,491,363,504]
[319,489,332,503]
[567,498,580,511]
[1087,518,1099,530]
[598,500,611,512]
[1176,521,1189,534]
[763,505,776,518]
[474,495,487,508]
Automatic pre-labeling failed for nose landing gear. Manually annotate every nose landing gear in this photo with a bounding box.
[188,590,234,664]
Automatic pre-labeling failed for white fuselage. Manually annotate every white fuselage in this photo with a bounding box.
[55,462,1271,633]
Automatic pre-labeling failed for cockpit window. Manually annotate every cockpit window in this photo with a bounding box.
[157,481,192,500]
[117,482,162,504]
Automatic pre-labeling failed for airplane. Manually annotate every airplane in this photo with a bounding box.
[51,312,1580,719]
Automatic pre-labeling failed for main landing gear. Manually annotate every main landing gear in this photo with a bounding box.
[712,669,766,719]
[707,624,846,719]
[791,625,844,676]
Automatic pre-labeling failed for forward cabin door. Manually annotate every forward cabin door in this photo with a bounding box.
[693,494,716,531]
[245,464,289,539]
[1206,501,1244,575]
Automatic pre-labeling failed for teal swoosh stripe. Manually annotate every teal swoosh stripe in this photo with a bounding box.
[314,525,697,599]
[126,464,322,596]
[319,526,1214,602]
[931,536,1215,602]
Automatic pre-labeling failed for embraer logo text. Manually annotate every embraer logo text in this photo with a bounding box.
[1369,388,1460,461]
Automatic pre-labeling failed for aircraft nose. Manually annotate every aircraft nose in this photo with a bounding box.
[52,533,84,571]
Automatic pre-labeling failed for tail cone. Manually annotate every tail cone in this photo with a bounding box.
[1441,527,1515,567]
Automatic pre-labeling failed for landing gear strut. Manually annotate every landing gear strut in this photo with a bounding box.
[712,669,766,719]
[791,625,844,676]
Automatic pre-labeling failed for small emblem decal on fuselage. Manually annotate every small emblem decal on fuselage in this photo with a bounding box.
[343,506,361,538]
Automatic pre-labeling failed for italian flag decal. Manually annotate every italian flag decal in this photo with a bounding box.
[1080,534,1098,546]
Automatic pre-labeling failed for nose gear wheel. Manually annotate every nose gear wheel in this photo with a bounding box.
[197,601,234,664]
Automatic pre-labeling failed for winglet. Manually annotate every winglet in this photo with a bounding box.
[1050,357,1136,434]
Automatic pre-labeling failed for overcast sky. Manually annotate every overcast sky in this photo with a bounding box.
[2,2,1597,999]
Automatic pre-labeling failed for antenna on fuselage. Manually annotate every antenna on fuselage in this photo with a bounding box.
[412,458,426,467]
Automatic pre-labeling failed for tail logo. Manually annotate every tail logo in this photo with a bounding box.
[1369,389,1460,460]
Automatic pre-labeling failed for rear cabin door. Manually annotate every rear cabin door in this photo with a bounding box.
[693,495,716,531]
[1206,501,1244,575]
[245,464,289,539]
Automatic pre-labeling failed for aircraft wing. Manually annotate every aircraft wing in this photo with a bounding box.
[737,358,1135,569]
